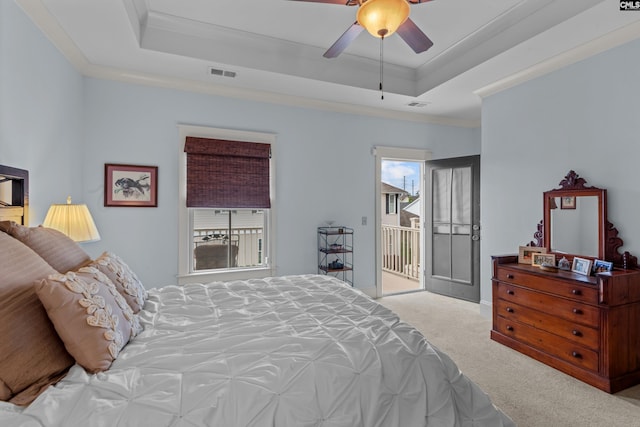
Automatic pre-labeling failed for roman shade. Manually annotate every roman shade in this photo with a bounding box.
[184,137,271,208]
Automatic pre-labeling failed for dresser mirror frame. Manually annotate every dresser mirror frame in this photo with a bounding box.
[534,170,637,269]
[543,173,605,260]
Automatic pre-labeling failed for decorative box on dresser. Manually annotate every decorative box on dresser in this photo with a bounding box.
[491,255,640,393]
[491,170,640,393]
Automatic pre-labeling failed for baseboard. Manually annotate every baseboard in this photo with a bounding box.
[358,286,377,298]
[479,299,492,319]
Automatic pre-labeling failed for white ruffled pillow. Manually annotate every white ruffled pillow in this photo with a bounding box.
[88,252,148,313]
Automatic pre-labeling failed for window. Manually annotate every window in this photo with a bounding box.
[386,194,397,214]
[192,209,266,271]
[178,125,276,284]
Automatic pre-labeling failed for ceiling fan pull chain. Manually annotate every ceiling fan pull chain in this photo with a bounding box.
[379,36,384,100]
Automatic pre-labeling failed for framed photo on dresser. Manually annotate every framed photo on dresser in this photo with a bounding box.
[532,253,556,267]
[518,246,546,264]
[592,259,613,274]
[571,257,592,276]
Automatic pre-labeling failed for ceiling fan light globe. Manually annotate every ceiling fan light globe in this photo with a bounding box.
[357,0,410,38]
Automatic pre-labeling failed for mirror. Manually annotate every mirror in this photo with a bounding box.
[542,171,606,260]
[530,170,637,268]
[549,195,600,257]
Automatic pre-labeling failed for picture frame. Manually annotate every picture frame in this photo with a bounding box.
[571,257,593,276]
[532,253,556,267]
[560,196,576,210]
[518,246,547,264]
[592,259,613,274]
[105,163,158,207]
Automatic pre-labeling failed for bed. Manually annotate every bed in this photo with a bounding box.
[0,165,514,426]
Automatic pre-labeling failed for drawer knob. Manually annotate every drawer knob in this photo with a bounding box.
[506,289,515,295]
[506,274,514,279]
[572,289,582,296]
[572,351,582,359]
[506,307,514,313]
[572,330,582,337]
[573,308,583,315]
[506,325,514,332]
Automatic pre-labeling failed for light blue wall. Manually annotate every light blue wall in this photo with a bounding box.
[3,2,480,290]
[0,1,84,219]
[481,37,640,309]
[82,79,479,288]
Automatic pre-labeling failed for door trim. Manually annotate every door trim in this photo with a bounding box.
[374,146,431,298]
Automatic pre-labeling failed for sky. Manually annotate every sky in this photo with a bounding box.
[381,160,421,196]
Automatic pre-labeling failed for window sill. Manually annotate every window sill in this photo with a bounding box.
[177,266,275,286]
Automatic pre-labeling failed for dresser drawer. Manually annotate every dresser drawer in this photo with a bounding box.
[496,267,598,303]
[495,316,598,372]
[496,282,600,328]
[495,298,599,350]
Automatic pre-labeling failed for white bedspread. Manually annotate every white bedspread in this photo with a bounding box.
[1,274,513,426]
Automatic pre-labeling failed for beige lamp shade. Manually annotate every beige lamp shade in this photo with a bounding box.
[43,197,101,242]
[357,0,410,38]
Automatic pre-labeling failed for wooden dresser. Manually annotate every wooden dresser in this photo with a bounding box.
[491,254,640,393]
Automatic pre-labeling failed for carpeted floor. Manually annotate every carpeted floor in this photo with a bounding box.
[378,291,640,427]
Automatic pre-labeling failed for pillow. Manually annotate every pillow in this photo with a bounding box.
[88,252,148,313]
[0,221,91,273]
[35,267,142,373]
[0,231,75,406]
[0,381,11,401]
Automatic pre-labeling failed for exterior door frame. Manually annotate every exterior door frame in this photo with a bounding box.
[374,146,431,298]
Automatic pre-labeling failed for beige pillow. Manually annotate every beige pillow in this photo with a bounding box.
[0,381,11,401]
[0,221,91,273]
[36,267,142,373]
[88,252,148,313]
[0,231,75,406]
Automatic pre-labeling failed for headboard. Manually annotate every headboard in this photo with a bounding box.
[0,165,29,225]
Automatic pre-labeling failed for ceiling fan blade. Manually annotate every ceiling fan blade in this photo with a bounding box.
[396,18,433,54]
[323,22,364,58]
[289,0,358,5]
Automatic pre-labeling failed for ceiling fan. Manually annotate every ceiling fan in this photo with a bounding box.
[291,0,434,58]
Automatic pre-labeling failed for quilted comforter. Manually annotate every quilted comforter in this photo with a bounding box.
[0,274,513,426]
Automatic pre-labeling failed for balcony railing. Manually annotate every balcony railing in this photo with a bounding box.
[381,224,420,280]
[194,225,418,278]
[193,227,263,270]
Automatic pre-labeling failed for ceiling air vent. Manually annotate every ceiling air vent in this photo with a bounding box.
[406,101,429,108]
[209,67,236,78]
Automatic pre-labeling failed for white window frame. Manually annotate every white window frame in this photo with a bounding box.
[177,124,277,285]
[387,194,397,214]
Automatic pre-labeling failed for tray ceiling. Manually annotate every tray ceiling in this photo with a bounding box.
[18,0,640,125]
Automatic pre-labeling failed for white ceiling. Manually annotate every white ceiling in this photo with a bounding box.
[17,0,640,126]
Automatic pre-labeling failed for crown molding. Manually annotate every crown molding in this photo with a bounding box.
[86,65,481,128]
[475,20,640,99]
[16,0,479,128]
[16,0,92,71]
